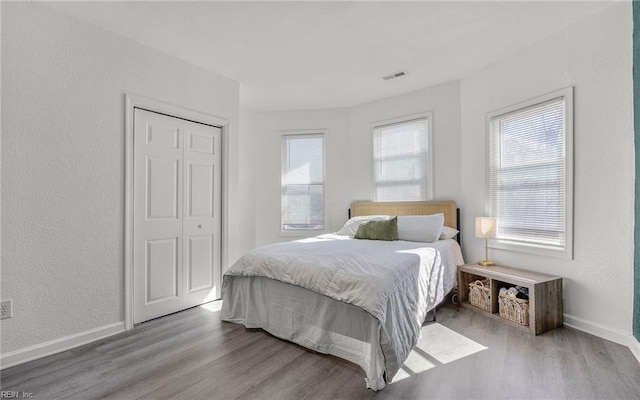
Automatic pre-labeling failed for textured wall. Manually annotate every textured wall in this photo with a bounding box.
[1,3,239,353]
[240,4,637,341]
[634,0,640,341]
[460,2,634,336]
[348,81,463,207]
[245,108,352,247]
[242,81,462,249]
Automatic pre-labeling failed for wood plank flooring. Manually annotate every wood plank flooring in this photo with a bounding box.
[2,302,640,399]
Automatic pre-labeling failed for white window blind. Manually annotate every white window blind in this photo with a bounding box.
[373,116,430,202]
[489,92,572,254]
[281,134,324,231]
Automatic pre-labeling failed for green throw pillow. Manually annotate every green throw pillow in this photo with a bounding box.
[354,217,398,241]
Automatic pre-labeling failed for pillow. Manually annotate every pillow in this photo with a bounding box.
[336,215,392,236]
[397,214,444,243]
[354,217,398,241]
[440,226,459,240]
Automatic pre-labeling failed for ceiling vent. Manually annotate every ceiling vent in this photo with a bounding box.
[382,70,407,81]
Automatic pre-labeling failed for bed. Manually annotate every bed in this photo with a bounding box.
[221,200,464,390]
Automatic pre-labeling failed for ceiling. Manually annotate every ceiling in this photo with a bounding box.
[45,1,615,112]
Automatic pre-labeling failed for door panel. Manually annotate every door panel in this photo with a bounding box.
[187,235,213,293]
[188,131,215,154]
[134,108,222,324]
[146,238,179,302]
[188,162,214,217]
[147,124,179,148]
[147,157,179,219]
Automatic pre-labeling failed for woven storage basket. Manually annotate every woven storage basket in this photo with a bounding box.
[469,280,491,311]
[498,293,530,326]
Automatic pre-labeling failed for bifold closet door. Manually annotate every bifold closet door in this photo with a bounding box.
[133,108,222,324]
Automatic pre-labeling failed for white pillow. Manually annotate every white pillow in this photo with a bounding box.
[439,226,459,240]
[397,214,444,243]
[336,215,392,236]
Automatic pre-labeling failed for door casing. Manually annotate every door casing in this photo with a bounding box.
[124,93,229,330]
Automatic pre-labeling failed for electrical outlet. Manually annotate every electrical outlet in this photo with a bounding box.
[1,300,13,319]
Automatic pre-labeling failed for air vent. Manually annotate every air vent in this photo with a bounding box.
[382,70,407,81]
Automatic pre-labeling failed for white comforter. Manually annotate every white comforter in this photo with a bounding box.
[222,234,458,385]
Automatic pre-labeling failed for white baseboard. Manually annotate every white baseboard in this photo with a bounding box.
[0,322,125,370]
[564,313,640,364]
[629,335,640,364]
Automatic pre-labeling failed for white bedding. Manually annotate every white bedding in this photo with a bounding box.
[221,234,463,390]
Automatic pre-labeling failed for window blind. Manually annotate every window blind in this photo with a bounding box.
[373,117,428,202]
[281,134,324,231]
[489,97,566,248]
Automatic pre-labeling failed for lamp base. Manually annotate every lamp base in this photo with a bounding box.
[478,260,496,266]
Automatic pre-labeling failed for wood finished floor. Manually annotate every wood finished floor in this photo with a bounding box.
[2,302,640,400]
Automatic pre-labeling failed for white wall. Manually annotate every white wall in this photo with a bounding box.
[240,80,462,249]
[349,81,462,205]
[243,108,352,247]
[1,3,240,355]
[237,107,259,257]
[2,0,634,364]
[240,3,636,346]
[460,2,634,340]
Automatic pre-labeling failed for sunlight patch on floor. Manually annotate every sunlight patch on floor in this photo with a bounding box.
[393,323,487,382]
[393,348,438,382]
[200,300,223,313]
[418,323,487,364]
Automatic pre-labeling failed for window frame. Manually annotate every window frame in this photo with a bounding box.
[485,87,574,259]
[371,112,434,202]
[280,130,326,235]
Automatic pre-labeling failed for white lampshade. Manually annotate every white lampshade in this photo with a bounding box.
[475,217,497,239]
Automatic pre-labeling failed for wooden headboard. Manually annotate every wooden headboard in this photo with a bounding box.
[350,200,458,230]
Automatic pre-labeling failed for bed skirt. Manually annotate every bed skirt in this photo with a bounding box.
[221,276,387,390]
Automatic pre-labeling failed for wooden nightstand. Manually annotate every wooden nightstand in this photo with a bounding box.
[457,263,563,335]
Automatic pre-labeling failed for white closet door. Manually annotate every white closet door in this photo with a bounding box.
[133,108,222,324]
[182,122,222,308]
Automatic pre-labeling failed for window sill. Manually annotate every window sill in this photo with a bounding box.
[489,239,573,260]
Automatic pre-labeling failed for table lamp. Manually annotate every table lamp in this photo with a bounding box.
[475,217,497,266]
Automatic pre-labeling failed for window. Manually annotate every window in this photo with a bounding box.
[488,87,573,258]
[373,114,432,202]
[281,133,325,232]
